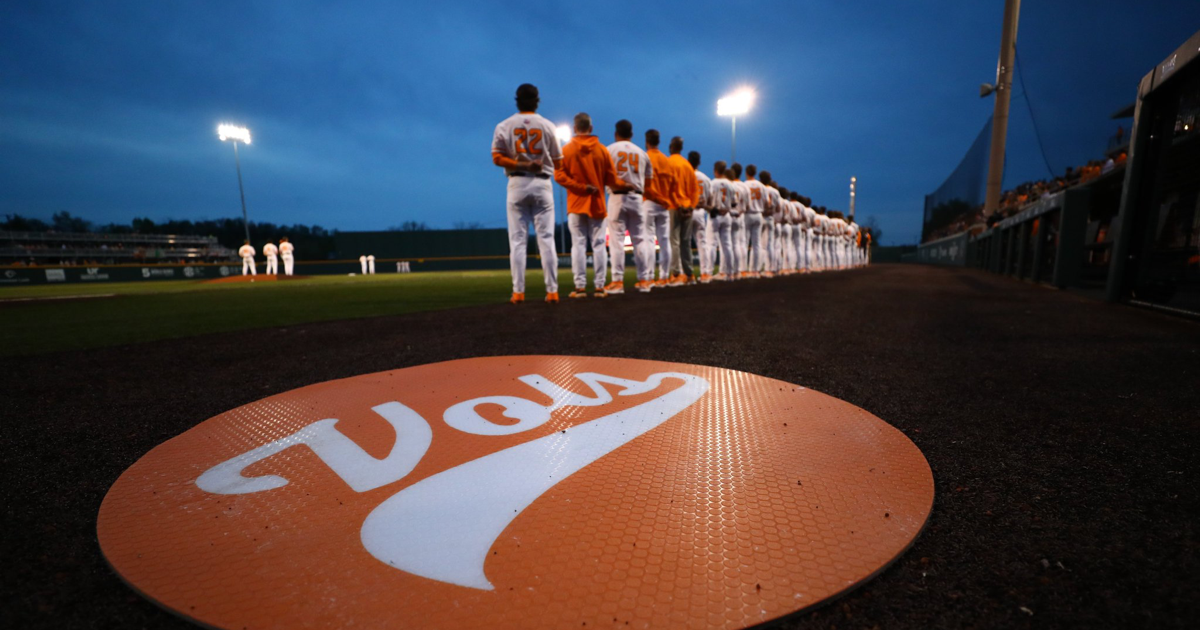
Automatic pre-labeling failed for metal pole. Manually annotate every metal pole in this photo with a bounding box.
[849,177,857,221]
[731,116,737,164]
[233,141,250,243]
[983,0,1021,216]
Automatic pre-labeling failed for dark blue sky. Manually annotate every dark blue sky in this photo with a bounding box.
[3,1,1194,244]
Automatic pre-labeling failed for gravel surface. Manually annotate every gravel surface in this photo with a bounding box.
[5,264,1198,629]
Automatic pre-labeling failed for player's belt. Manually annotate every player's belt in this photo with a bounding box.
[509,172,550,180]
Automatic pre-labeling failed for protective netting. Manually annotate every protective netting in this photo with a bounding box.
[923,117,993,242]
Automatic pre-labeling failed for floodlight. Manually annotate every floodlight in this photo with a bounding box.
[717,89,755,117]
[218,124,252,144]
[555,124,572,144]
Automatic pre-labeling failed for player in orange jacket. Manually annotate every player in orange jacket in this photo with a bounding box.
[666,137,700,285]
[555,113,632,298]
[642,130,676,287]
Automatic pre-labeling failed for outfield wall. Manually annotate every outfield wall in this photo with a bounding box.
[0,256,520,286]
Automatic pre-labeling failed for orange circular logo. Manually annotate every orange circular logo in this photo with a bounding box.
[98,356,933,629]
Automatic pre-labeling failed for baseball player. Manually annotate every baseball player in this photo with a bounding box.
[368,254,376,274]
[689,151,715,283]
[709,161,736,280]
[741,164,767,278]
[776,185,792,273]
[605,119,652,295]
[359,254,368,275]
[666,136,699,286]
[279,237,295,276]
[642,129,676,288]
[491,83,564,304]
[238,240,256,276]
[727,163,748,279]
[555,112,629,299]
[803,200,818,272]
[760,171,780,277]
[263,240,279,275]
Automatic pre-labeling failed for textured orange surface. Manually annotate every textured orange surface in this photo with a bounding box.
[97,356,933,629]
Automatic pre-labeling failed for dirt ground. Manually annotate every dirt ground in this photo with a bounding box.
[5,264,1198,629]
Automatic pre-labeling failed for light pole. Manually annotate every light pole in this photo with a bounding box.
[554,124,572,256]
[979,0,1021,216]
[849,176,856,221]
[218,124,253,243]
[717,89,755,163]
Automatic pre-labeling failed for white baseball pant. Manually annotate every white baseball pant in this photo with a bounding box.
[242,257,256,276]
[715,214,735,277]
[568,213,608,290]
[265,255,278,275]
[506,176,558,294]
[608,193,649,283]
[642,199,671,280]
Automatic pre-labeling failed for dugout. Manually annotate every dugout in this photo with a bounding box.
[1106,29,1200,316]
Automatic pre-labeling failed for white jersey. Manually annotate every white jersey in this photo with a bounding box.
[730,180,750,216]
[238,244,255,259]
[492,111,563,177]
[606,140,651,194]
[279,242,294,257]
[744,179,766,214]
[694,170,713,208]
[766,187,783,222]
[710,177,734,213]
[803,206,817,231]
[263,243,278,257]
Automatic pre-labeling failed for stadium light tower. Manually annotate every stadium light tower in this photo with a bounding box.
[849,176,857,221]
[217,124,253,243]
[554,123,571,253]
[981,0,1021,216]
[717,88,755,163]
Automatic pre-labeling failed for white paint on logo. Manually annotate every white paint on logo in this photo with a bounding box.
[195,370,709,591]
[196,402,432,494]
[362,371,708,590]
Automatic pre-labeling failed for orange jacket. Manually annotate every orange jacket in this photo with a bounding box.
[554,135,624,219]
[644,148,676,208]
[666,153,699,209]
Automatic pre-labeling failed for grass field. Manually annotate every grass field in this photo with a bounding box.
[0,270,604,357]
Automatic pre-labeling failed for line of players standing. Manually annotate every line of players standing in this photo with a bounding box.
[492,84,871,303]
[237,238,296,276]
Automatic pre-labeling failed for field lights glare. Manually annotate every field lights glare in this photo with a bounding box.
[717,89,755,117]
[218,124,252,145]
[555,124,572,144]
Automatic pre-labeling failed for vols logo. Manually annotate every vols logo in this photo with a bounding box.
[98,356,933,630]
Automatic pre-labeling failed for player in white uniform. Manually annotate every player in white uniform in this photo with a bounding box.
[793,195,808,273]
[359,254,368,275]
[775,186,792,274]
[605,119,652,295]
[491,83,563,304]
[726,163,748,279]
[238,241,256,276]
[689,151,715,283]
[263,241,278,275]
[760,172,781,277]
[279,237,295,276]
[368,254,376,274]
[742,165,767,278]
[709,161,736,280]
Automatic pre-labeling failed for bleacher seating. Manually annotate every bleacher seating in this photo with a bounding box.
[0,231,236,266]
